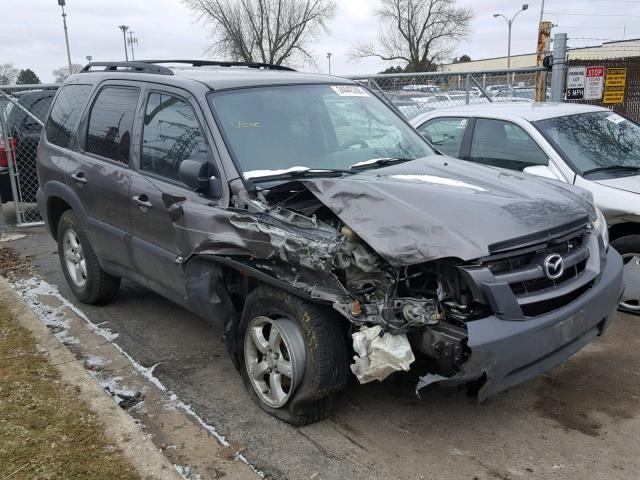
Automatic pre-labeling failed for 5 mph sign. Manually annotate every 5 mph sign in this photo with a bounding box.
[566,66,586,100]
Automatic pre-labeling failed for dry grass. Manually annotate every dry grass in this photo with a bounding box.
[0,304,142,480]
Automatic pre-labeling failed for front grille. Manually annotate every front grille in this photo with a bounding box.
[475,224,595,317]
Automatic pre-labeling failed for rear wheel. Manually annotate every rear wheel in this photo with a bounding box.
[611,235,640,314]
[237,285,350,425]
[57,210,120,304]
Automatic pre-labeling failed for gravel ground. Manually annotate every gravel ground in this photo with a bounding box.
[6,226,640,480]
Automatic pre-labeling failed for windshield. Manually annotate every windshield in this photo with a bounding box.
[535,111,640,175]
[208,84,434,179]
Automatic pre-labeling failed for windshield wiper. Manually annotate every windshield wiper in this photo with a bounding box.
[582,165,640,176]
[349,157,414,170]
[248,168,354,184]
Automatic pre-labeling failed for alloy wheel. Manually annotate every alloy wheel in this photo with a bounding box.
[63,229,87,288]
[244,315,306,408]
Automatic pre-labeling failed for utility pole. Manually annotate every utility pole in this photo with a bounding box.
[550,32,568,102]
[58,0,73,73]
[493,4,529,70]
[535,21,552,101]
[127,30,138,61]
[118,25,129,61]
[539,0,545,23]
[326,52,332,75]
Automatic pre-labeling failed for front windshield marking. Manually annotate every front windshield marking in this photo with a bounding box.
[534,111,640,174]
[208,84,434,180]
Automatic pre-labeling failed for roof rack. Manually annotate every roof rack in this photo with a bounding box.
[138,59,296,71]
[80,61,174,75]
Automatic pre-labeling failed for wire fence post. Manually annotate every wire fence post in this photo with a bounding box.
[550,33,568,102]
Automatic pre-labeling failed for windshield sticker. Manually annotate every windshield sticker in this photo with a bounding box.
[390,174,488,192]
[606,113,625,125]
[331,85,370,97]
[458,119,468,129]
[231,120,261,129]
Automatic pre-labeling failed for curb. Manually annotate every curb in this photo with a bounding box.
[0,276,183,480]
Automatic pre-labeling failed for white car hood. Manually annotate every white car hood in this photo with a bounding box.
[594,175,640,195]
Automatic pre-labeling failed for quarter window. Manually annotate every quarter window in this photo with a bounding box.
[417,117,468,157]
[45,84,92,148]
[469,118,548,171]
[140,92,209,182]
[85,86,139,164]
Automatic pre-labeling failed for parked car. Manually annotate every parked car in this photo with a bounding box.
[0,89,55,204]
[37,62,623,425]
[401,84,441,94]
[411,102,640,313]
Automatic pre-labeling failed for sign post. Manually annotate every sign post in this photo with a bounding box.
[603,67,627,104]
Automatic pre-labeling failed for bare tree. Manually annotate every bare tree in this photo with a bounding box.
[350,0,473,72]
[182,0,336,66]
[52,64,84,83]
[0,63,19,85]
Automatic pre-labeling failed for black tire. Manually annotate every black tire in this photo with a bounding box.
[611,234,640,315]
[237,285,350,425]
[57,210,120,304]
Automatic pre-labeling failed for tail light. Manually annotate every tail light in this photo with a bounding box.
[0,137,18,168]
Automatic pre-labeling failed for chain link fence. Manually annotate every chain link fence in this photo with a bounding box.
[0,84,58,226]
[346,67,550,119]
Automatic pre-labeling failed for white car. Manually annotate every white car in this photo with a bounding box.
[411,102,640,313]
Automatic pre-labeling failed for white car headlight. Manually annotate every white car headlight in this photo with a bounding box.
[591,206,609,249]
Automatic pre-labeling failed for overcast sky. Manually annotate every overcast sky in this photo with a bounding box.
[2,0,639,83]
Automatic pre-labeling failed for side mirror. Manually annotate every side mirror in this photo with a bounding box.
[420,131,433,144]
[523,164,561,181]
[179,159,223,198]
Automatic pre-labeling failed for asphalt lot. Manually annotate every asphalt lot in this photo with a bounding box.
[8,226,640,480]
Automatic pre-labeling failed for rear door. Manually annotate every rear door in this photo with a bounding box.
[67,82,142,268]
[128,86,220,296]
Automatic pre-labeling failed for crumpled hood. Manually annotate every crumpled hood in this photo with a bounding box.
[302,156,595,265]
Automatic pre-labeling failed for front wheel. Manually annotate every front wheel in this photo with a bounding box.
[237,285,350,425]
[611,235,640,315]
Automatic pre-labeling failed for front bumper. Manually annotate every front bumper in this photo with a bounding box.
[417,248,624,400]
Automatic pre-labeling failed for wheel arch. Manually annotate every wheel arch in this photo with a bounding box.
[609,222,640,242]
[41,181,88,239]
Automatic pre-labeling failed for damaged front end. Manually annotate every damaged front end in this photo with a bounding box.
[164,178,489,392]
[165,165,623,401]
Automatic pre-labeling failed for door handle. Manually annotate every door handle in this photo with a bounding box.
[132,194,152,209]
[70,172,87,184]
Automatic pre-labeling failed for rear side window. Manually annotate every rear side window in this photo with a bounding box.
[45,84,92,148]
[86,87,140,164]
[418,117,468,157]
[140,92,209,182]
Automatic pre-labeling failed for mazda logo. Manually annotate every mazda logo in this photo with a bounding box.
[543,253,564,280]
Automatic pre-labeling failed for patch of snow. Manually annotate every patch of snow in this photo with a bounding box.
[11,275,264,478]
[0,233,26,242]
[389,174,489,192]
[173,464,202,480]
[243,166,308,179]
[84,354,110,369]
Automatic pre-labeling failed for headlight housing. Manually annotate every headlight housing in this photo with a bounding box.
[591,207,609,249]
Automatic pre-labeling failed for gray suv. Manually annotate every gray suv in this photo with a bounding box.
[37,61,624,425]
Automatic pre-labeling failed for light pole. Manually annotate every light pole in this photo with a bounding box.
[57,0,73,73]
[326,52,332,75]
[86,55,93,63]
[118,25,129,61]
[127,30,138,61]
[493,4,529,69]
